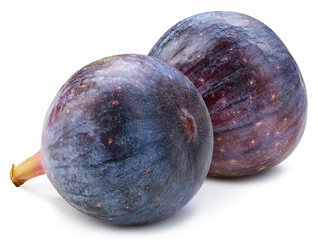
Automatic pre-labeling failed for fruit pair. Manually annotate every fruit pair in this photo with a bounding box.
[10,11,307,226]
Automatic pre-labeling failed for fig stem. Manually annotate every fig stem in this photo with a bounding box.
[10,150,44,187]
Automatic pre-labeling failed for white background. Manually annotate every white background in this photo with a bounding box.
[1,0,317,239]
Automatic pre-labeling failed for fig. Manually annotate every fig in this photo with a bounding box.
[10,54,213,225]
[149,11,307,177]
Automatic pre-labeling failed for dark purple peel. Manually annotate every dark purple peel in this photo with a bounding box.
[149,11,307,177]
[11,54,213,225]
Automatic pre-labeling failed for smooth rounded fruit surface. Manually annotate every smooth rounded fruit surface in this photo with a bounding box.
[149,11,307,177]
[41,54,213,225]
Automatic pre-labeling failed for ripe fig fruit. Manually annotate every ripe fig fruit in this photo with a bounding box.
[149,11,307,177]
[10,54,213,225]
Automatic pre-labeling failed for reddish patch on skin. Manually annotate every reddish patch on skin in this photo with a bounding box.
[180,109,196,139]
[111,100,119,105]
[185,121,194,132]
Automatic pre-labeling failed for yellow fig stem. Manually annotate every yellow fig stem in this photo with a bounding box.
[10,150,44,187]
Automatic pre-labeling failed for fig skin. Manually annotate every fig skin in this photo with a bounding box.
[149,11,307,177]
[40,54,213,225]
